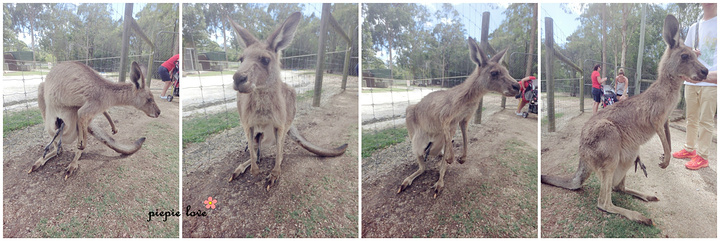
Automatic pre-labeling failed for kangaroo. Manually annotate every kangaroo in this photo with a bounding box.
[226,12,348,190]
[398,37,521,198]
[29,61,161,179]
[541,15,708,225]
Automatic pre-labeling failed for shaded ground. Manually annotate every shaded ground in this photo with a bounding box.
[182,79,359,238]
[3,80,180,237]
[541,112,717,238]
[362,110,538,238]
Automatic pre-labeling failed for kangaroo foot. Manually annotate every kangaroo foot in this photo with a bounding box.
[229,160,258,182]
[431,181,444,198]
[29,157,49,174]
[457,155,466,164]
[266,170,281,191]
[65,161,80,180]
[398,180,413,194]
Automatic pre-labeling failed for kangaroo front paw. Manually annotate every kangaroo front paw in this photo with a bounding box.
[76,140,85,150]
[266,170,280,191]
[457,155,466,164]
[65,162,80,180]
[658,154,669,169]
[111,127,118,135]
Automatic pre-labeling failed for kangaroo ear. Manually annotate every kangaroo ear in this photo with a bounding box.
[468,37,488,67]
[229,17,259,49]
[490,47,509,64]
[663,14,681,49]
[130,62,144,89]
[266,12,302,52]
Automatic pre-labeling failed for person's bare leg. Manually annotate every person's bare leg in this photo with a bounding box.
[161,81,171,97]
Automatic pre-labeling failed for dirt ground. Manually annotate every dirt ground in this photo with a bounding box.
[182,79,359,238]
[3,80,180,237]
[541,111,717,238]
[362,109,538,238]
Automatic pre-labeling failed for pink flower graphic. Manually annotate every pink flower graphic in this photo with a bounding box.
[203,196,217,209]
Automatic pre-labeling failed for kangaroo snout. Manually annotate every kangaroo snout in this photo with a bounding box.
[233,72,247,85]
[503,82,521,97]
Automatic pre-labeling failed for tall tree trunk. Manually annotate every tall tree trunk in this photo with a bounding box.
[620,4,630,68]
[388,32,393,80]
[525,3,538,77]
[601,3,607,78]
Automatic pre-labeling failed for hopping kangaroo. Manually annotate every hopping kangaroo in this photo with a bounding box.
[227,12,348,189]
[30,61,161,179]
[541,15,708,225]
[398,37,520,197]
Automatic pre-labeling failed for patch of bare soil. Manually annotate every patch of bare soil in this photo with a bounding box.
[541,112,716,238]
[182,82,359,238]
[362,110,538,238]
[3,80,180,237]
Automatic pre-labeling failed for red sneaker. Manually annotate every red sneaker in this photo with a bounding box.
[685,155,709,170]
[673,149,696,159]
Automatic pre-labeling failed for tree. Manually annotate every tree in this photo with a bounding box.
[363,3,418,79]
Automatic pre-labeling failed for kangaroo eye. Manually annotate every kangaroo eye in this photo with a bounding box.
[147,98,153,103]
[239,56,245,62]
[261,57,270,65]
[491,71,499,77]
[681,54,689,60]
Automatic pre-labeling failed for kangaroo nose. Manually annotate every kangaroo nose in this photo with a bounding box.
[233,73,247,85]
[512,83,520,91]
[701,68,709,77]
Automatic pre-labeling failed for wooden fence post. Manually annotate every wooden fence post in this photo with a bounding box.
[545,17,556,132]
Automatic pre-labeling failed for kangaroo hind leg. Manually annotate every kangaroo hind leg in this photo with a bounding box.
[398,142,432,194]
[597,165,653,225]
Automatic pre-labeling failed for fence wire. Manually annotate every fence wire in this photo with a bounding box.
[3,15,177,154]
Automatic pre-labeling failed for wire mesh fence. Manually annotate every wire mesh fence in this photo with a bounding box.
[362,52,536,132]
[182,49,357,120]
[3,3,179,152]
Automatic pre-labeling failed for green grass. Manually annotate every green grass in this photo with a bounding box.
[182,111,240,147]
[4,108,43,137]
[361,127,407,158]
[297,90,316,102]
[541,112,565,127]
[544,172,662,238]
[433,139,537,238]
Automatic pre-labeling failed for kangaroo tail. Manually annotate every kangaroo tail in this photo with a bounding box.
[288,125,347,157]
[541,159,591,190]
[88,122,145,155]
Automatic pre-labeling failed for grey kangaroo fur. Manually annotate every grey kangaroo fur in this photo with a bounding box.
[541,15,708,225]
[30,61,161,179]
[398,37,520,198]
[227,12,348,190]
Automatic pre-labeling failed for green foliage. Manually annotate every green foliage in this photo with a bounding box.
[4,3,179,64]
[362,4,536,81]
[4,109,43,137]
[183,3,358,65]
[182,111,240,147]
[361,127,407,158]
[545,3,702,87]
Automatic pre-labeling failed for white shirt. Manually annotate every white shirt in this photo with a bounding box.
[683,16,717,87]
